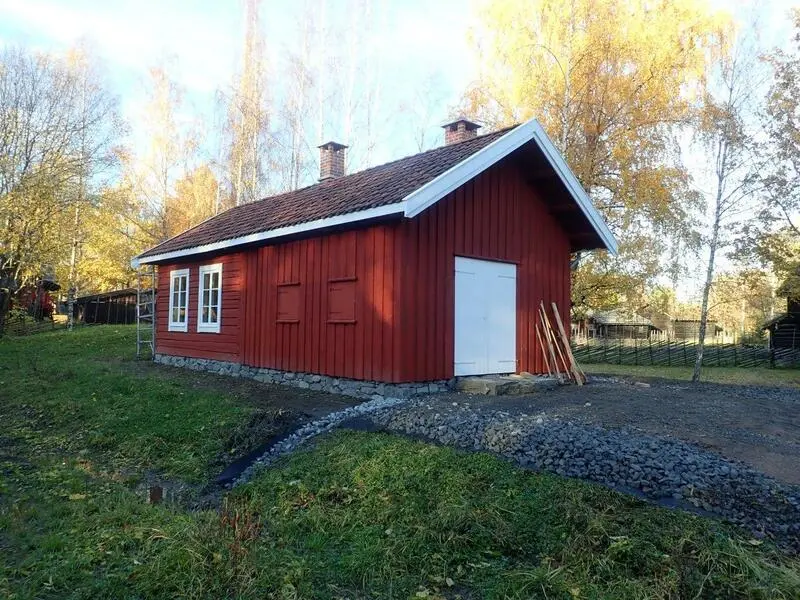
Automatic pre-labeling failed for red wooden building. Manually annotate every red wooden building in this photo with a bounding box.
[133,118,616,384]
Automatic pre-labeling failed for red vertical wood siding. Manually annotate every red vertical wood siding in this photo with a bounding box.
[155,158,571,382]
[397,159,571,381]
[240,224,401,381]
[156,252,245,362]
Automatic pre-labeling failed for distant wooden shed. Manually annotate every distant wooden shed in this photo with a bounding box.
[673,319,723,341]
[586,311,661,340]
[75,289,138,325]
[763,298,800,350]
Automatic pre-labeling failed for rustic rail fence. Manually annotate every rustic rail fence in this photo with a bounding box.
[571,339,800,369]
[0,313,69,337]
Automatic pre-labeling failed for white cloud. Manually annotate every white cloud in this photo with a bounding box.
[0,0,239,94]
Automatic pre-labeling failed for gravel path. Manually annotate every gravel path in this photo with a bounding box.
[234,396,407,485]
[436,376,800,484]
[230,376,800,552]
[366,398,800,553]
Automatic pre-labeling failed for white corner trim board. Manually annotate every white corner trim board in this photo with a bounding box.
[131,119,617,267]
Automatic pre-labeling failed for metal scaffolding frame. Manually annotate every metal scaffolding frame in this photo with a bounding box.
[136,266,156,359]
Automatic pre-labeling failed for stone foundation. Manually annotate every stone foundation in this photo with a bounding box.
[153,353,451,400]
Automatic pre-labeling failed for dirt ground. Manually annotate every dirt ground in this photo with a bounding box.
[144,363,361,419]
[434,375,800,485]
[133,361,800,486]
[127,361,362,491]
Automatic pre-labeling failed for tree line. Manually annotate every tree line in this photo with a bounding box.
[1,0,799,374]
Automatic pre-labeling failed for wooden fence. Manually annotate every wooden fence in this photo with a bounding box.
[0,314,69,337]
[572,339,800,368]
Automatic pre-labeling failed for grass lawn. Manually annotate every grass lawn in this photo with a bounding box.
[2,327,800,599]
[583,363,800,388]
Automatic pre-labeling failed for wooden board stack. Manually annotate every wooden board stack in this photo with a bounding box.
[536,301,587,385]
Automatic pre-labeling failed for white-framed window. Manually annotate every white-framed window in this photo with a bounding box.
[168,269,190,332]
[197,263,223,333]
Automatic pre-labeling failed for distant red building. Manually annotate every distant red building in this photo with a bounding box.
[134,119,616,384]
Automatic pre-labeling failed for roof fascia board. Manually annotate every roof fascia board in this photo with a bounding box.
[402,118,618,255]
[530,121,618,254]
[402,119,539,219]
[131,202,406,267]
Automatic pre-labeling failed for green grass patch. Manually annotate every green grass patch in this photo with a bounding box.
[228,432,800,599]
[582,364,800,388]
[0,325,250,481]
[2,327,799,598]
[4,431,799,599]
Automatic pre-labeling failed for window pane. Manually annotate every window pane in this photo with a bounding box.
[203,289,210,307]
[211,272,219,289]
[210,289,219,308]
[172,291,179,307]
[202,306,209,323]
[171,306,178,323]
[180,276,186,293]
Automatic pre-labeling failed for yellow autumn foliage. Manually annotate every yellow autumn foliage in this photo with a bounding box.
[466,0,734,312]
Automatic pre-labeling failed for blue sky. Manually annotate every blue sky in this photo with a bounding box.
[1,0,797,298]
[0,0,795,163]
[0,0,477,165]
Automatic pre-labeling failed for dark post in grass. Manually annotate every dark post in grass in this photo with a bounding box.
[148,485,163,505]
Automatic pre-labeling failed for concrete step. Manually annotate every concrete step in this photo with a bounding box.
[454,374,560,396]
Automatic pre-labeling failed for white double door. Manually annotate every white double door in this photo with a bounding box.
[454,256,517,376]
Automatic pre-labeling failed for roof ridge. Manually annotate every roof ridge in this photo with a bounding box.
[234,124,520,212]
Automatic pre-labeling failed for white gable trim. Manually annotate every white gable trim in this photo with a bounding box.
[132,119,616,267]
[403,118,617,254]
[529,121,618,254]
[132,202,406,267]
[403,119,539,218]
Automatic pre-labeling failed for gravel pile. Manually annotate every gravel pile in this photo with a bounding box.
[369,399,800,552]
[233,395,406,486]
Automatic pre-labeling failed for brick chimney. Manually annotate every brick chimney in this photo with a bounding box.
[442,117,481,145]
[318,141,347,181]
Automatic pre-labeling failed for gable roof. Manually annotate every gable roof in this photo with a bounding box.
[133,118,617,266]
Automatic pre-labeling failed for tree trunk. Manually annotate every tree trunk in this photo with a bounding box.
[67,204,80,330]
[692,157,725,382]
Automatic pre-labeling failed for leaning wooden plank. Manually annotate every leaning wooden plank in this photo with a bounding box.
[551,301,586,384]
[535,321,553,377]
[539,310,565,382]
[542,309,573,380]
[549,301,584,384]
[542,322,566,383]
[540,303,572,382]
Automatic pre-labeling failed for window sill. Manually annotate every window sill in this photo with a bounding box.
[168,324,188,332]
[196,326,221,334]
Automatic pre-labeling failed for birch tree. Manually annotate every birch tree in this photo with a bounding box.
[464,0,728,313]
[120,64,202,244]
[0,45,119,295]
[692,35,764,382]
[272,0,386,188]
[222,0,273,204]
